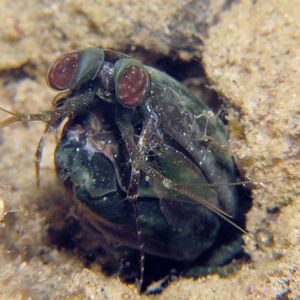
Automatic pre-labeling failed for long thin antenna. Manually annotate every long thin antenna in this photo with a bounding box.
[136,158,263,248]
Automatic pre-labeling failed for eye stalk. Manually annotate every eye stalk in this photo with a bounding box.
[114,58,150,108]
[47,48,105,91]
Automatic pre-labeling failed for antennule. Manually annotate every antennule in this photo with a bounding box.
[0,107,27,128]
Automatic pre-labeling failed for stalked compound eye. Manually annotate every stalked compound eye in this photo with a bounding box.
[114,58,150,107]
[47,48,105,91]
[47,51,80,91]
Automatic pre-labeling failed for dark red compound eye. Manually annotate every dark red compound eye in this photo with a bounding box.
[47,51,81,91]
[117,65,150,107]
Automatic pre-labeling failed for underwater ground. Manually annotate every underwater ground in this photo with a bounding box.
[0,0,299,299]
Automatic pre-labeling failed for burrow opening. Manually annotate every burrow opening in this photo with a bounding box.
[34,49,254,293]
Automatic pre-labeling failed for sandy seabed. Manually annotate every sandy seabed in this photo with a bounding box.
[0,0,299,299]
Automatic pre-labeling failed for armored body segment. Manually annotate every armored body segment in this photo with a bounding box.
[145,66,238,217]
[55,110,222,261]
